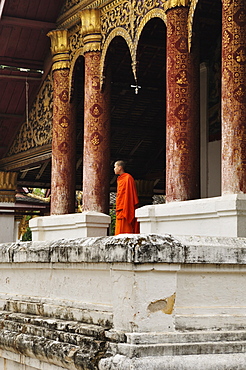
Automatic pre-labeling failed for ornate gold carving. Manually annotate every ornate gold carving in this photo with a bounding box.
[48,29,70,71]
[135,0,166,30]
[58,2,82,31]
[69,25,84,59]
[0,171,17,203]
[165,0,190,11]
[101,0,133,41]
[135,8,167,43]
[100,0,166,88]
[49,29,69,54]
[68,25,84,100]
[81,9,101,36]
[81,9,102,52]
[18,216,30,240]
[0,171,17,190]
[62,0,81,13]
[76,190,83,212]
[0,145,51,172]
[7,75,53,156]
[100,26,134,87]
[187,0,198,50]
[100,0,174,43]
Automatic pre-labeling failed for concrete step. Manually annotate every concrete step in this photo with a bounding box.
[0,329,105,370]
[0,311,108,339]
[116,339,246,357]
[126,330,246,345]
[2,298,113,327]
[0,311,110,348]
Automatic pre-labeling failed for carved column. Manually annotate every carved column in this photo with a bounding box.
[222,0,246,194]
[81,9,110,214]
[166,4,200,202]
[48,29,76,214]
[0,171,17,203]
[0,171,18,243]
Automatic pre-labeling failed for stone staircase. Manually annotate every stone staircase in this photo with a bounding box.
[100,331,246,369]
[0,302,113,370]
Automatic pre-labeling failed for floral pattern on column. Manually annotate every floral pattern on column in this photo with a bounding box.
[51,68,76,214]
[222,0,246,194]
[83,51,110,214]
[166,7,200,202]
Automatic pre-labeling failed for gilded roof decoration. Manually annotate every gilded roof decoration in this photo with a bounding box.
[62,0,81,13]
[100,0,167,86]
[7,75,53,156]
[6,0,195,158]
[101,0,166,44]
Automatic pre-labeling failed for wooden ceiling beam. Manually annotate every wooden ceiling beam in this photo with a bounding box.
[36,160,50,180]
[0,113,23,118]
[0,16,56,30]
[1,57,44,70]
[0,74,42,81]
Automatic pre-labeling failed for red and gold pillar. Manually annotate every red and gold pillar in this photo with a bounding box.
[48,29,76,214]
[222,0,246,194]
[166,3,200,202]
[81,10,110,214]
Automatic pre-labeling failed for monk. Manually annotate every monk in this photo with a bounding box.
[114,160,140,235]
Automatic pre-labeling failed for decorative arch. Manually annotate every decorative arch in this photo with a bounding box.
[135,8,166,46]
[69,48,84,101]
[188,0,200,50]
[134,9,166,80]
[100,27,134,89]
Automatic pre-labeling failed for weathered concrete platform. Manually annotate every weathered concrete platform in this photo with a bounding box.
[0,234,246,369]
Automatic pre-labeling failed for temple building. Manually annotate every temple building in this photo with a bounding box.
[0,0,246,369]
[0,0,226,239]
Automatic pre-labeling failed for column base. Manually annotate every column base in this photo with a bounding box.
[29,211,111,241]
[0,203,15,243]
[136,194,246,237]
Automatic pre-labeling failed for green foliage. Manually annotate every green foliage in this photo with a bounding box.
[21,215,32,241]
[21,227,32,241]
[31,188,46,197]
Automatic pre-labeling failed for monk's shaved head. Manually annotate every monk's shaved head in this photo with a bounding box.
[115,160,126,170]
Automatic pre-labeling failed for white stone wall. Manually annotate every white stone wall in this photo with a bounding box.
[0,234,246,369]
[0,351,63,370]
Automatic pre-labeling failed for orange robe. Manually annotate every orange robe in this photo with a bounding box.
[115,172,140,235]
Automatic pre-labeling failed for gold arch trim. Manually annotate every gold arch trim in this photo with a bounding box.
[135,8,166,46]
[100,8,167,88]
[69,48,84,101]
[188,0,199,50]
[100,27,134,89]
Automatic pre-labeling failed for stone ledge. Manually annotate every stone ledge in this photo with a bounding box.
[99,353,246,370]
[125,330,246,345]
[136,194,246,237]
[114,339,246,357]
[0,330,105,370]
[30,212,111,240]
[1,234,246,265]
[1,298,113,328]
[0,311,109,341]
[100,330,246,369]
